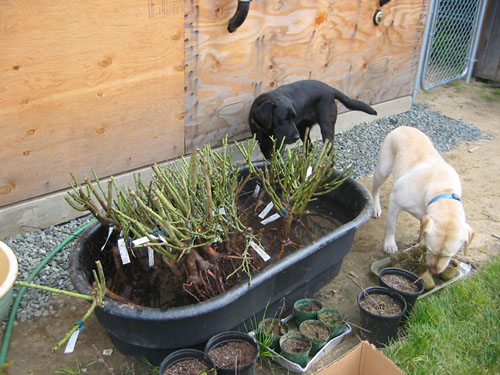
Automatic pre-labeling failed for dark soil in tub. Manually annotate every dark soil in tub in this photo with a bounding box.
[208,340,257,369]
[300,322,330,340]
[164,359,212,375]
[89,194,345,309]
[281,338,310,354]
[381,273,419,293]
[359,293,403,316]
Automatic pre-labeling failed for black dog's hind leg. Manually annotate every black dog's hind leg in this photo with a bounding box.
[317,103,337,145]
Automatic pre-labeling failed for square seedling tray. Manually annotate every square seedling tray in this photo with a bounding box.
[250,313,352,373]
[370,245,472,299]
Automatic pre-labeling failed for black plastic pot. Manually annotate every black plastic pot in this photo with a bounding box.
[68,163,372,364]
[205,331,259,375]
[159,349,215,375]
[379,267,425,317]
[357,286,407,347]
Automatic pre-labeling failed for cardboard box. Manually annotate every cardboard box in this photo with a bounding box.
[315,341,406,375]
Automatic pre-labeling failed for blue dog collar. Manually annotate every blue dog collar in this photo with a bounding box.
[427,193,461,207]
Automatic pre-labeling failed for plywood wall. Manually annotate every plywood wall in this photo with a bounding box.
[185,0,428,152]
[0,0,428,212]
[0,0,184,207]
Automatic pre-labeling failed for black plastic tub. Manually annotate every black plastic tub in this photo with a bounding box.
[68,165,372,364]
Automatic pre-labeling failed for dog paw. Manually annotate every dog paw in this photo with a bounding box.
[383,244,398,254]
[372,206,382,218]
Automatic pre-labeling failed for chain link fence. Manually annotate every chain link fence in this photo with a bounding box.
[420,0,487,90]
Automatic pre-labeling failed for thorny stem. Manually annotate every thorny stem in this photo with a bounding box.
[29,260,107,352]
[14,282,93,301]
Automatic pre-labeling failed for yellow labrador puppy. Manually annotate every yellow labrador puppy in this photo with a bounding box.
[371,126,474,274]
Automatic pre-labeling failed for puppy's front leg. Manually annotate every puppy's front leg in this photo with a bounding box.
[371,172,385,218]
[371,147,393,218]
[383,195,402,254]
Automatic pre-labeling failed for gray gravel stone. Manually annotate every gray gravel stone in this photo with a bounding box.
[2,104,489,322]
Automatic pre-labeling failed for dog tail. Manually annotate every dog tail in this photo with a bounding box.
[332,88,377,116]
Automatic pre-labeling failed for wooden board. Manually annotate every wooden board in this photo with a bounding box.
[475,0,500,82]
[185,0,428,152]
[0,0,184,207]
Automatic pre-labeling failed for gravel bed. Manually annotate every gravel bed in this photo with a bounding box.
[1,103,490,324]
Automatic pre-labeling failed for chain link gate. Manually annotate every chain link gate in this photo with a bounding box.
[415,0,489,96]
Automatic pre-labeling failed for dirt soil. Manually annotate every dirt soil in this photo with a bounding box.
[2,80,500,375]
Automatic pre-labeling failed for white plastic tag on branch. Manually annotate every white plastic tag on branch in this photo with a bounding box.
[218,207,226,215]
[101,222,114,251]
[306,166,313,178]
[117,238,131,265]
[253,184,261,198]
[147,247,155,268]
[64,321,85,354]
[64,329,81,354]
[261,213,281,225]
[157,234,168,244]
[258,201,274,219]
[250,241,271,262]
[132,236,150,247]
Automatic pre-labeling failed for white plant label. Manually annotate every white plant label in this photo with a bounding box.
[132,236,150,247]
[261,213,281,225]
[101,225,114,251]
[253,184,261,198]
[117,238,131,265]
[306,166,313,178]
[250,241,271,262]
[218,207,226,215]
[258,201,274,219]
[64,329,81,354]
[148,247,155,268]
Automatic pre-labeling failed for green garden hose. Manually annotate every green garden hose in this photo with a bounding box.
[0,219,96,365]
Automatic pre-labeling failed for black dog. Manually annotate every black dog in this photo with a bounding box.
[248,80,377,159]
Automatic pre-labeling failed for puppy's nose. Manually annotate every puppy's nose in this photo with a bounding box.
[289,130,300,142]
[428,266,437,274]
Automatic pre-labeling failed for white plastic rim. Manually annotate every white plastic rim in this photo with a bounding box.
[0,240,18,299]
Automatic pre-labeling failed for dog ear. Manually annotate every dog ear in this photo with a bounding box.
[287,104,297,120]
[274,97,297,121]
[257,100,274,130]
[418,215,431,244]
[462,224,474,256]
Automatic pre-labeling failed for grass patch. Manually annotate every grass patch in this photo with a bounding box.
[385,257,500,375]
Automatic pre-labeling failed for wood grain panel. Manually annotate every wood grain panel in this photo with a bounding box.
[0,0,184,207]
[185,0,428,152]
